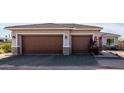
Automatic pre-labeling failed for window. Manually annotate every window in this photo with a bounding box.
[107,38,114,46]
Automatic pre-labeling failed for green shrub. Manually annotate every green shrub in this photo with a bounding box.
[0,49,4,54]
[0,43,11,53]
[90,46,99,55]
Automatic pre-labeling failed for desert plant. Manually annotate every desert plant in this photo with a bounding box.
[90,46,99,55]
[90,40,99,55]
[0,49,4,54]
[0,43,11,53]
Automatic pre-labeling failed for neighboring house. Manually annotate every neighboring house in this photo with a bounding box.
[0,37,11,43]
[119,40,124,49]
[0,37,5,43]
[5,23,103,55]
[100,32,121,49]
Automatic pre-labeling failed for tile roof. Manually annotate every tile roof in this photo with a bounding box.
[5,23,103,29]
[101,32,121,37]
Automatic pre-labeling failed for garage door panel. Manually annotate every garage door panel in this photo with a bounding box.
[22,35,63,54]
[72,35,92,53]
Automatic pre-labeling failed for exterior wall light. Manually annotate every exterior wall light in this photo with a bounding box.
[12,36,16,39]
[65,35,68,39]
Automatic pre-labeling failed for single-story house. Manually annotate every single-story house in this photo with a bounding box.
[5,23,103,55]
[0,37,6,43]
[100,32,121,49]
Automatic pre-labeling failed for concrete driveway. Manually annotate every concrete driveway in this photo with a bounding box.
[0,54,98,70]
[95,51,124,69]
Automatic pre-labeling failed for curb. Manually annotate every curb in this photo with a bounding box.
[98,66,124,69]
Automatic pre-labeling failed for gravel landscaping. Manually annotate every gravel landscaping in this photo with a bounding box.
[110,50,124,58]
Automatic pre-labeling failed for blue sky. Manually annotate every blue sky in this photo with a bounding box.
[0,23,27,38]
[0,23,124,39]
[87,23,124,39]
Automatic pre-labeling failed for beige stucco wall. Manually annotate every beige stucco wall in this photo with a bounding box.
[11,31,17,47]
[71,30,99,33]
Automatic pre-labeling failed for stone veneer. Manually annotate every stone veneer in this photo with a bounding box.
[12,47,20,55]
[63,47,71,55]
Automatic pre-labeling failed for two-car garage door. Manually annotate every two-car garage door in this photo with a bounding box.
[22,35,63,54]
[21,35,92,54]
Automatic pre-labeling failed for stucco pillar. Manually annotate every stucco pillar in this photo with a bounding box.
[63,32,71,55]
[11,32,21,55]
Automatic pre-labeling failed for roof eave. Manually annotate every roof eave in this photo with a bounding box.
[102,34,121,37]
[5,28,72,30]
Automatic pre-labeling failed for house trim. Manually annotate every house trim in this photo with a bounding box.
[14,32,95,47]
[12,32,96,55]
[15,33,65,54]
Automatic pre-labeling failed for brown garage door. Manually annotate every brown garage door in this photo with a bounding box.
[72,35,92,53]
[22,35,63,54]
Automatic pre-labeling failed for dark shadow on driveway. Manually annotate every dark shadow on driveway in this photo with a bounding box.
[0,54,98,66]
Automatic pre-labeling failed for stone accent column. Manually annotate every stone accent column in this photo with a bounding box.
[63,47,71,55]
[12,47,20,55]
